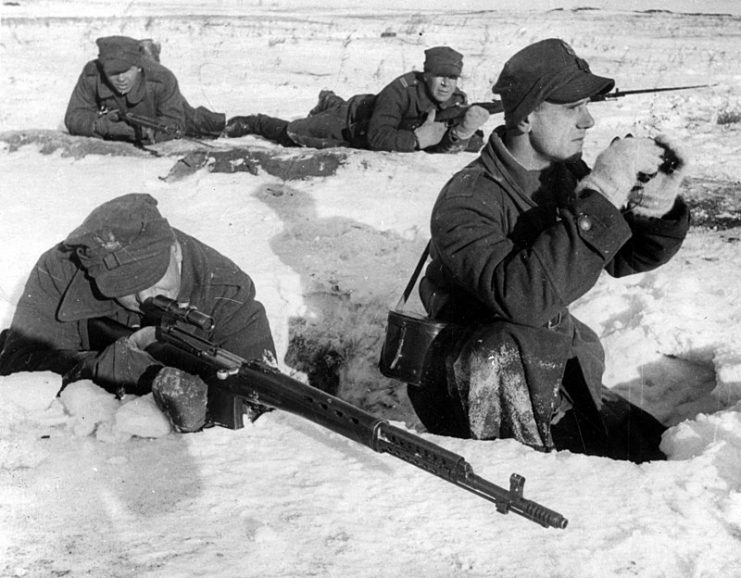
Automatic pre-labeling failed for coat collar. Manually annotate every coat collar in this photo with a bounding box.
[479,126,538,210]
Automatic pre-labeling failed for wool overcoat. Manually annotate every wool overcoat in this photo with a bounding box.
[0,230,275,394]
[419,127,690,447]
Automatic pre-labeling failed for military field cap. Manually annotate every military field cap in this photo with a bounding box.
[96,35,142,76]
[423,46,464,78]
[63,193,176,298]
[492,38,615,127]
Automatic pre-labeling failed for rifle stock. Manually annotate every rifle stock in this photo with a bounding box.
[88,296,568,529]
[434,100,504,124]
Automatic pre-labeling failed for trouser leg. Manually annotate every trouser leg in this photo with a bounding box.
[222,114,296,146]
[183,102,226,138]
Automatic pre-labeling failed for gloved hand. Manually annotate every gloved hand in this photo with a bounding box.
[62,336,159,395]
[413,110,447,149]
[628,135,689,218]
[452,105,490,140]
[576,136,664,209]
[93,112,136,140]
[141,126,157,145]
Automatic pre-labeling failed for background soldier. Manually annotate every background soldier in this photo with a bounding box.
[65,36,225,144]
[223,46,490,153]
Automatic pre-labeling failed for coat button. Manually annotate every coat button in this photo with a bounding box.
[577,214,592,231]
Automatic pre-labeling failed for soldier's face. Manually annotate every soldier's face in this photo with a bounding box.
[105,66,141,96]
[425,74,458,103]
[115,244,182,313]
[527,99,595,163]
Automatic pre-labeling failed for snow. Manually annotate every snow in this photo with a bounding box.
[2,1,741,576]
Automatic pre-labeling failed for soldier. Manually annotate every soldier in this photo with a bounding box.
[222,46,490,153]
[0,194,274,432]
[408,38,691,462]
[64,36,225,144]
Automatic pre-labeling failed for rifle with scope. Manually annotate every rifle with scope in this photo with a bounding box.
[88,295,568,529]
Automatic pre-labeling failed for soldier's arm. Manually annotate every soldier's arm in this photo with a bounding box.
[64,64,101,137]
[607,198,690,277]
[366,82,418,152]
[0,250,92,375]
[151,69,187,141]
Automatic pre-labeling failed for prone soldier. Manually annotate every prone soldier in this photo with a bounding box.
[222,46,490,153]
[65,36,226,145]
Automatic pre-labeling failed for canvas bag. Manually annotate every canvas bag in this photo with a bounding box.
[379,242,448,387]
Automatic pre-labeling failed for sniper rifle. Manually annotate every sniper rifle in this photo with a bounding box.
[88,296,568,529]
[435,83,710,126]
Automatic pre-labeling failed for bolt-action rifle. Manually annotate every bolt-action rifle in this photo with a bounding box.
[88,296,568,529]
[435,83,710,126]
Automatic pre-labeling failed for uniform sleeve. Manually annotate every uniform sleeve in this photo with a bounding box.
[64,65,99,137]
[206,274,276,362]
[0,248,162,393]
[366,80,418,152]
[431,178,632,328]
[0,249,90,375]
[606,197,690,276]
[152,70,187,140]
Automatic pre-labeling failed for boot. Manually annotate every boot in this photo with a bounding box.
[308,90,345,116]
[152,367,208,433]
[222,114,295,146]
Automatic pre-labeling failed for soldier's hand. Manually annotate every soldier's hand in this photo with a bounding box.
[628,135,689,217]
[127,326,158,351]
[413,110,447,150]
[93,114,136,140]
[453,105,490,140]
[142,126,157,144]
[576,136,664,209]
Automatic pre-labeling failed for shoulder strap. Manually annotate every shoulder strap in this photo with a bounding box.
[395,241,430,311]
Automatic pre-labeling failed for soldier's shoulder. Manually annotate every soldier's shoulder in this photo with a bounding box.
[380,70,422,93]
[80,60,101,79]
[176,230,251,286]
[440,162,494,201]
[142,61,179,86]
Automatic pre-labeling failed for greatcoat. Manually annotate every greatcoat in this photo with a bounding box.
[0,230,274,394]
[416,126,690,449]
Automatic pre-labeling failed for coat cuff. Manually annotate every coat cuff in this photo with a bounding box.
[571,189,632,258]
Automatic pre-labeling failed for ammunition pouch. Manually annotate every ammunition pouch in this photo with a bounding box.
[379,310,447,387]
[379,241,450,387]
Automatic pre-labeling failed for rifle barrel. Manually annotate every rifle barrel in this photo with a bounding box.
[592,84,709,102]
[91,297,569,529]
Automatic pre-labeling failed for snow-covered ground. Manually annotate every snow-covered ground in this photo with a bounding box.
[2,1,741,576]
